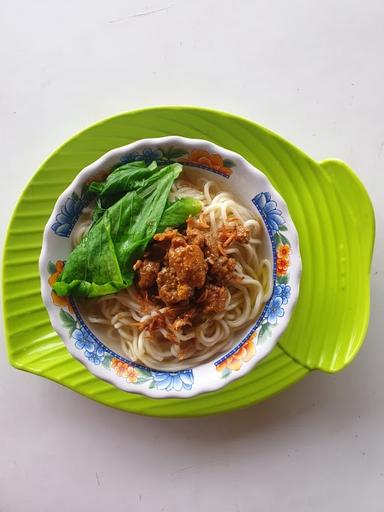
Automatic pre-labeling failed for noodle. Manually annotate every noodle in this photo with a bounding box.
[73,172,272,370]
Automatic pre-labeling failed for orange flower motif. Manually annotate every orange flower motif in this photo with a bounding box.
[126,366,138,383]
[48,260,73,312]
[276,257,289,276]
[216,339,256,372]
[277,244,290,259]
[111,358,138,383]
[111,358,130,377]
[216,359,229,373]
[48,260,64,286]
[50,291,73,310]
[182,149,232,176]
[85,169,110,186]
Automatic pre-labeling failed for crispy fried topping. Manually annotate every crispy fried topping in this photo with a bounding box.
[134,218,251,341]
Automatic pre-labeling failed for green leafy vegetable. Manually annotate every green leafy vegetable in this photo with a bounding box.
[88,160,158,208]
[53,163,182,298]
[88,161,182,227]
[157,197,202,233]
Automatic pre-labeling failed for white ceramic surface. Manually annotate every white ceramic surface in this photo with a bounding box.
[39,136,301,398]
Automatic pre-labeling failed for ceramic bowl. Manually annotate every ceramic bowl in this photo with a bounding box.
[39,136,301,398]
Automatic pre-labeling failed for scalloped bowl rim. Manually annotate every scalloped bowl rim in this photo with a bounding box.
[39,136,301,398]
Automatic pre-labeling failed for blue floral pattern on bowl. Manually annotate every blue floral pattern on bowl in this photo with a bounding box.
[253,192,285,236]
[151,371,194,392]
[255,194,292,344]
[51,192,85,237]
[215,191,293,377]
[44,138,300,396]
[48,290,195,392]
[275,284,291,305]
[72,328,105,365]
[265,296,285,324]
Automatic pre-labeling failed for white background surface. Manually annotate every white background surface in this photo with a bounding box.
[0,1,383,510]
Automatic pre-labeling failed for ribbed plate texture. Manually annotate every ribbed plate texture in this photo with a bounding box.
[2,106,374,416]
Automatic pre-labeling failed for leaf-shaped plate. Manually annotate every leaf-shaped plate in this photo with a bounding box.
[2,106,374,416]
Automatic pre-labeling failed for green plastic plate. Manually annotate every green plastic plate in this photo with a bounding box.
[2,106,375,417]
